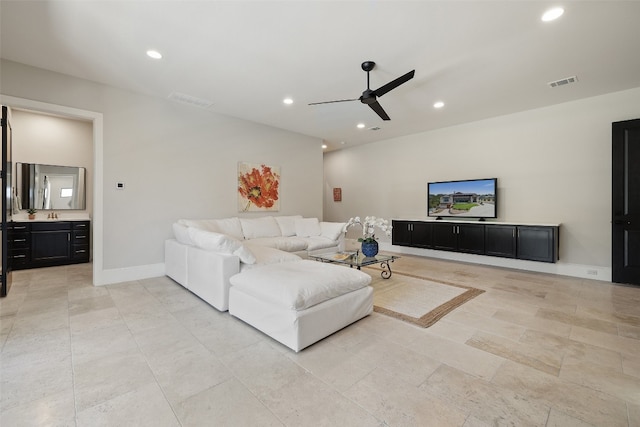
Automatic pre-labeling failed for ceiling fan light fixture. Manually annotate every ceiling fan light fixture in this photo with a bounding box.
[541,7,564,22]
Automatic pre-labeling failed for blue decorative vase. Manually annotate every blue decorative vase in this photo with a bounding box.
[361,240,379,257]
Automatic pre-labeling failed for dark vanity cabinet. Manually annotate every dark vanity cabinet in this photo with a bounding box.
[8,220,90,270]
[392,220,559,263]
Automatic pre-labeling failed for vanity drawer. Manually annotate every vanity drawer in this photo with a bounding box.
[10,249,30,267]
[73,231,89,243]
[31,222,72,232]
[72,245,90,261]
[10,233,30,249]
[72,221,89,230]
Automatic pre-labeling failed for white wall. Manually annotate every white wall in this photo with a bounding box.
[1,59,323,282]
[324,87,640,280]
[11,109,93,216]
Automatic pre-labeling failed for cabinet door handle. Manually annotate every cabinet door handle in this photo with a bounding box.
[13,254,26,259]
[13,238,26,242]
[75,249,86,254]
[68,233,71,242]
[13,226,26,230]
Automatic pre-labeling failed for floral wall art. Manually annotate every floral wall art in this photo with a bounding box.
[237,162,280,212]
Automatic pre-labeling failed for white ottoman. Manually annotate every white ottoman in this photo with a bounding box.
[228,260,373,352]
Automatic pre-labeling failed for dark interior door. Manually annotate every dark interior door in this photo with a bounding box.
[612,118,640,285]
[1,105,13,297]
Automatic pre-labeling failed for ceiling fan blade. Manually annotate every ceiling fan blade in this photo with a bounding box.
[368,100,390,121]
[308,98,358,106]
[372,70,415,98]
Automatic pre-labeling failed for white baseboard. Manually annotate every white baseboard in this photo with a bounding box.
[92,247,612,286]
[94,263,165,286]
[381,243,611,282]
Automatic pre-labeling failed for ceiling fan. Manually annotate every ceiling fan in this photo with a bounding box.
[309,61,415,121]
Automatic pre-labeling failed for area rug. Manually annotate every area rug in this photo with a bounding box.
[364,268,485,328]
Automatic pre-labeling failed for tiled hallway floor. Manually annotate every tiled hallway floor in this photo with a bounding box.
[1,255,640,426]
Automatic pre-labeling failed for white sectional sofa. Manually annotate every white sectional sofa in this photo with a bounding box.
[164,215,373,351]
[165,216,347,310]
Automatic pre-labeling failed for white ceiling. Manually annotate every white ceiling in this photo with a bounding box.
[2,1,640,151]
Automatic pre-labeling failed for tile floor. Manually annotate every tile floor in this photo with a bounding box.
[1,255,640,426]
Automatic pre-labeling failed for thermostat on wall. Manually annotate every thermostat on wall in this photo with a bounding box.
[116,182,125,190]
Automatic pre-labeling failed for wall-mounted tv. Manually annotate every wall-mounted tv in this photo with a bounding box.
[427,178,497,219]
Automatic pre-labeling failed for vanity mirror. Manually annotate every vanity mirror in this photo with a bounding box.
[16,162,86,210]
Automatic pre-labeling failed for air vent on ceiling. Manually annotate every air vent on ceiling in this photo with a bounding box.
[369,126,382,131]
[168,92,214,108]
[548,76,578,88]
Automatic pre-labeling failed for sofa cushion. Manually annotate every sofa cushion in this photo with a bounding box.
[304,236,340,251]
[187,228,256,264]
[230,260,371,310]
[247,237,308,252]
[240,244,302,271]
[179,217,244,240]
[240,217,282,239]
[173,223,195,246]
[295,218,321,237]
[274,215,303,237]
[320,221,346,241]
[178,219,220,232]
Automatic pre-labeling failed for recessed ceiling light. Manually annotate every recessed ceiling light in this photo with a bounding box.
[146,50,162,59]
[340,141,346,145]
[283,98,293,105]
[541,7,564,22]
[321,144,328,149]
[357,123,365,129]
[434,101,445,109]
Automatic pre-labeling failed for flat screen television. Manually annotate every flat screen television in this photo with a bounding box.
[427,178,497,219]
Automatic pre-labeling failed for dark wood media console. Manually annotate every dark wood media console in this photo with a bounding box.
[8,220,91,270]
[392,220,559,263]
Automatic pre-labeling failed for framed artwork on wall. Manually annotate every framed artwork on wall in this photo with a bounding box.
[238,162,280,212]
[333,187,342,202]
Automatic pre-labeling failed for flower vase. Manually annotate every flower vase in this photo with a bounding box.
[361,240,379,257]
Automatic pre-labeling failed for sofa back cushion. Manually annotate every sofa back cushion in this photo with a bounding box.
[178,219,219,232]
[240,244,302,271]
[274,215,303,237]
[173,223,195,246]
[295,217,321,237]
[179,217,244,240]
[240,217,282,239]
[320,222,346,241]
[187,227,256,264]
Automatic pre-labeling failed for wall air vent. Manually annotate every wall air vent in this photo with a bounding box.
[168,92,214,108]
[548,76,578,88]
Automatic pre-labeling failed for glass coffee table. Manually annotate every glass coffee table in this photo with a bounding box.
[310,251,399,279]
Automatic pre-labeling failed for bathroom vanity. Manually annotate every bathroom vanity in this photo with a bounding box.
[8,220,90,270]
